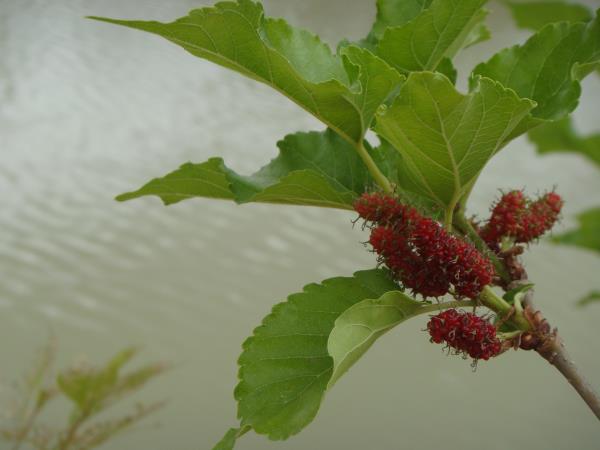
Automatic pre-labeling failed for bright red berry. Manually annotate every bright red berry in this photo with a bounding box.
[480,190,563,245]
[427,309,502,361]
[355,193,495,299]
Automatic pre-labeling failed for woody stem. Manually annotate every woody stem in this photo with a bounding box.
[537,333,600,421]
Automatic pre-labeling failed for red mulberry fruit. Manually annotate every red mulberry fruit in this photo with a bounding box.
[427,309,502,361]
[354,193,495,299]
[481,190,563,245]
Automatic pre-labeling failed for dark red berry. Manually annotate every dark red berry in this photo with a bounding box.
[427,309,502,361]
[355,193,495,299]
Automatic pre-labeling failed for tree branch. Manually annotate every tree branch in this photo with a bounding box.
[537,333,600,421]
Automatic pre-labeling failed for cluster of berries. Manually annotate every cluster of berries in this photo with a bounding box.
[354,193,495,299]
[480,190,563,246]
[427,309,502,360]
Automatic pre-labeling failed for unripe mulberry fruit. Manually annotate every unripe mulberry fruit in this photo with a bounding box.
[427,309,502,361]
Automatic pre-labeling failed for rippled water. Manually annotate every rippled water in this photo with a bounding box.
[1,0,599,449]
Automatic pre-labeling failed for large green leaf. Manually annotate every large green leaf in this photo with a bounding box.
[472,10,600,124]
[505,1,592,31]
[528,116,600,166]
[116,129,383,209]
[375,72,535,210]
[376,0,488,74]
[90,1,402,144]
[233,269,398,441]
[553,207,600,253]
[327,291,425,387]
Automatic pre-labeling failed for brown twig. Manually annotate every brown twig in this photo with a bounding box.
[536,332,600,421]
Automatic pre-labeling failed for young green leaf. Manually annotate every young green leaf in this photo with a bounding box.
[90,1,402,144]
[375,72,535,210]
[577,291,600,307]
[376,0,488,74]
[472,10,600,125]
[233,269,398,441]
[117,129,384,210]
[505,0,592,31]
[553,207,600,253]
[528,117,600,167]
[327,291,425,388]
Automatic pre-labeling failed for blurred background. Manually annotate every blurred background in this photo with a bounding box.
[1,0,599,448]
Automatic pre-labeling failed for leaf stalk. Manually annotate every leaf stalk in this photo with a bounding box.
[355,141,393,194]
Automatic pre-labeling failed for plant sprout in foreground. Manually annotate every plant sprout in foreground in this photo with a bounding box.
[89,0,600,448]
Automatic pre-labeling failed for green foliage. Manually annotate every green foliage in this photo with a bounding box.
[117,130,383,209]
[90,2,402,145]
[233,269,398,441]
[327,291,426,387]
[0,344,165,450]
[554,207,600,253]
[505,1,592,31]
[577,291,600,307]
[375,72,534,210]
[528,117,600,167]
[473,10,600,124]
[375,0,488,74]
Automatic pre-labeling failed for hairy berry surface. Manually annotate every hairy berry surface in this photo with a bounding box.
[355,193,494,299]
[427,309,502,360]
[481,190,563,245]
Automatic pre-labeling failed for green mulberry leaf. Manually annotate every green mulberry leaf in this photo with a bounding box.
[116,129,385,209]
[375,72,535,211]
[90,1,402,144]
[327,291,426,387]
[472,9,600,134]
[234,269,398,440]
[376,0,488,74]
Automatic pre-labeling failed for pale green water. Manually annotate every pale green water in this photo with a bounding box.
[1,0,599,449]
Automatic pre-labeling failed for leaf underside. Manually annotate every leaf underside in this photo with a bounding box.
[327,291,425,387]
[375,71,535,209]
[376,0,488,75]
